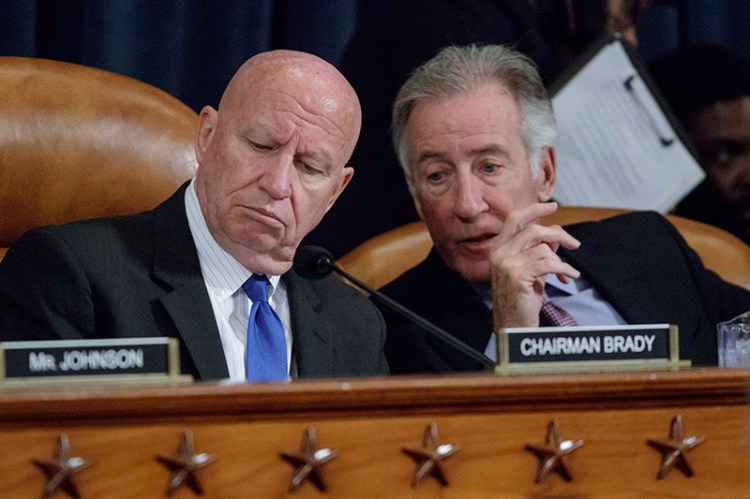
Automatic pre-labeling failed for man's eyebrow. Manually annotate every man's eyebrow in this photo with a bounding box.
[415,150,448,164]
[415,144,511,164]
[472,144,510,157]
[715,138,750,147]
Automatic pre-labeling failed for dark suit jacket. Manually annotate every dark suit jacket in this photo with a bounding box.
[379,212,750,374]
[0,184,389,380]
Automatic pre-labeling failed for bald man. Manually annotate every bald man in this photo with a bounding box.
[0,50,388,381]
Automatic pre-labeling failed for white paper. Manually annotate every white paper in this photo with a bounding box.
[551,39,705,212]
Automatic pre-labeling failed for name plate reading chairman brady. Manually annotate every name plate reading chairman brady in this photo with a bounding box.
[496,324,686,373]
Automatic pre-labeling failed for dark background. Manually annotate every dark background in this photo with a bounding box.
[2,0,748,113]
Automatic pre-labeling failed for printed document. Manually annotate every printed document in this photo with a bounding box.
[551,37,704,212]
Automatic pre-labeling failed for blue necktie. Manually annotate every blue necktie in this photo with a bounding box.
[242,274,287,382]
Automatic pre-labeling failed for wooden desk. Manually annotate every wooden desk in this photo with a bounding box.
[1,368,748,497]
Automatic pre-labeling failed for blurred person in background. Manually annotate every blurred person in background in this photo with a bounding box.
[650,44,750,246]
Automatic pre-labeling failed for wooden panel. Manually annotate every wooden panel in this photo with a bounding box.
[1,368,749,497]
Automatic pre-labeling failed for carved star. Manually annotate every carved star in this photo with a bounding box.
[280,426,338,492]
[402,422,461,487]
[647,414,705,479]
[524,419,584,483]
[32,433,92,499]
[157,430,215,495]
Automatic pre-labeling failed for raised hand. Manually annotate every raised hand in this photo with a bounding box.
[490,202,580,329]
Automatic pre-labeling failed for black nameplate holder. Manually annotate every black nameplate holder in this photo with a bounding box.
[495,324,689,374]
[0,337,192,385]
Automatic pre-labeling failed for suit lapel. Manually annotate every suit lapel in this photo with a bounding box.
[420,251,494,370]
[561,217,674,326]
[284,271,333,377]
[151,184,229,380]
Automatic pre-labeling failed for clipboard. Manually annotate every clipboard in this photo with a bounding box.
[548,34,705,213]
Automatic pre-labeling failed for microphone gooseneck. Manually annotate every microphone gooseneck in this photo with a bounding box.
[293,245,495,368]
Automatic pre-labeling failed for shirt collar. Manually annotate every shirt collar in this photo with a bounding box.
[546,272,590,296]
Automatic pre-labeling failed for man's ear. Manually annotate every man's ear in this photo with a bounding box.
[536,146,557,202]
[324,166,354,212]
[195,106,218,164]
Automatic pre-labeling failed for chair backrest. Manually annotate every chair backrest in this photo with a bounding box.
[338,206,750,291]
[0,57,199,261]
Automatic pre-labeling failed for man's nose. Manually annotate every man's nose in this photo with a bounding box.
[453,174,487,220]
[259,154,294,199]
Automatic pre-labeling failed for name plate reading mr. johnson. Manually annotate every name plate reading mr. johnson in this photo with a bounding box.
[0,337,191,384]
[496,324,689,373]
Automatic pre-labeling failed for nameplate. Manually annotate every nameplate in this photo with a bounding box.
[0,337,192,384]
[495,324,689,373]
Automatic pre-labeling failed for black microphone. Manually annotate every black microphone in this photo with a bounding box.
[294,245,495,368]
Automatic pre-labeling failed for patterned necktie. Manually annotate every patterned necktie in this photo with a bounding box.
[242,274,287,382]
[539,293,578,327]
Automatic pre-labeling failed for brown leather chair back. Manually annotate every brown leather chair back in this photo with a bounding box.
[338,206,750,291]
[0,57,199,261]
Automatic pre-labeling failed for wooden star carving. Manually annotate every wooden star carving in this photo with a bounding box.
[524,419,584,483]
[280,426,338,492]
[402,422,461,487]
[156,430,215,496]
[32,433,92,499]
[647,414,705,479]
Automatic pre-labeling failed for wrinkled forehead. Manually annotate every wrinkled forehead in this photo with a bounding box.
[406,83,521,144]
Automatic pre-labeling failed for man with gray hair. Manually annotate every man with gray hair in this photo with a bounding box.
[379,43,750,374]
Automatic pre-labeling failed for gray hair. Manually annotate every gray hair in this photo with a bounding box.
[392,44,557,180]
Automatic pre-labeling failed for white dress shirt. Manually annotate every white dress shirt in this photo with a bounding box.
[184,179,292,381]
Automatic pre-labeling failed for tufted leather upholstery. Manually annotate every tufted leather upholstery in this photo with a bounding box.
[0,57,198,261]
[338,206,750,291]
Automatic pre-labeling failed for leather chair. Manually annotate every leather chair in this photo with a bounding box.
[338,206,750,291]
[0,57,199,261]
